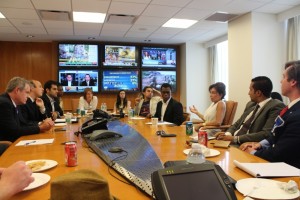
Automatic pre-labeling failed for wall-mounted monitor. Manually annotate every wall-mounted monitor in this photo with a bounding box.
[58,69,99,93]
[141,70,176,92]
[101,70,139,92]
[103,45,138,67]
[141,47,176,68]
[58,44,99,67]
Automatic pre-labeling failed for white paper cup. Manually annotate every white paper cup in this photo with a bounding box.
[151,118,158,126]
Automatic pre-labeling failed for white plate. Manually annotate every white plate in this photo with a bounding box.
[54,123,66,127]
[183,148,220,157]
[236,178,300,199]
[26,159,58,172]
[23,173,51,191]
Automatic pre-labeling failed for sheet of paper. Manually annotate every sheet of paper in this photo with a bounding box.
[233,160,300,177]
[146,121,173,125]
[131,117,145,120]
[16,139,55,146]
[55,119,66,123]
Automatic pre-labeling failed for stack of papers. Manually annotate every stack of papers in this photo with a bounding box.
[16,139,54,146]
[233,160,300,177]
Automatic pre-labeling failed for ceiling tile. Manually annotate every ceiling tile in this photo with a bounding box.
[186,0,232,10]
[102,23,132,31]
[272,0,300,6]
[153,27,183,34]
[31,0,71,11]
[47,28,73,35]
[18,27,47,34]
[112,0,151,3]
[142,5,181,17]
[0,18,13,26]
[9,19,44,27]
[222,0,266,14]
[129,24,159,32]
[255,3,294,13]
[148,33,174,39]
[151,0,191,7]
[135,16,168,26]
[108,2,147,15]
[0,26,19,33]
[174,8,213,20]
[100,30,127,37]
[43,20,73,28]
[72,0,110,12]
[125,31,152,38]
[0,0,33,9]
[0,8,39,19]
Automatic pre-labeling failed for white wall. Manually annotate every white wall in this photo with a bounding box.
[180,42,210,120]
[228,12,285,121]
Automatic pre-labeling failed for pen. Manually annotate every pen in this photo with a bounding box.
[25,141,36,146]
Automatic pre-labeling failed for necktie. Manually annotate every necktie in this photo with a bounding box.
[279,106,288,117]
[236,105,260,136]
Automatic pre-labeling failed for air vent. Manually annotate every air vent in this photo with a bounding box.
[39,10,71,21]
[106,14,136,24]
[205,12,238,22]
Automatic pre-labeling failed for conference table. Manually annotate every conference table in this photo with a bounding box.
[0,117,299,200]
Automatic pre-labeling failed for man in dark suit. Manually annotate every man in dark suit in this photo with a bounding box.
[61,74,78,86]
[0,77,53,142]
[154,83,184,126]
[216,76,285,144]
[41,80,63,120]
[80,74,95,86]
[242,61,300,169]
[19,80,48,124]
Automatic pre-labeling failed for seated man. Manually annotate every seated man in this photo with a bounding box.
[241,60,300,169]
[19,80,48,124]
[216,76,285,145]
[134,86,161,118]
[0,77,53,142]
[154,83,184,126]
[41,80,64,120]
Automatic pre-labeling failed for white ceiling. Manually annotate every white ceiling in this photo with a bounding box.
[0,0,300,44]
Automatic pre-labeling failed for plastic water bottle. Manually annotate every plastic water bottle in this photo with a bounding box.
[103,103,107,112]
[100,103,104,111]
[186,143,205,164]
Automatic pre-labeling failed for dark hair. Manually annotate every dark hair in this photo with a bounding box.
[270,92,283,102]
[209,82,226,99]
[83,88,93,100]
[44,80,58,93]
[161,83,172,91]
[251,76,273,98]
[116,90,127,109]
[143,86,152,92]
[285,60,300,88]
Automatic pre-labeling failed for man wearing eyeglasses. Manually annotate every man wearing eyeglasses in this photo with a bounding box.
[154,83,184,126]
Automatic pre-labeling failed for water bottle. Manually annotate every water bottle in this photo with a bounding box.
[186,143,205,164]
[100,103,104,111]
[103,103,107,112]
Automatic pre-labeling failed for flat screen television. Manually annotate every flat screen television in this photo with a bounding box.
[101,70,139,92]
[58,69,99,93]
[58,43,99,67]
[103,45,138,67]
[141,47,176,68]
[141,70,176,92]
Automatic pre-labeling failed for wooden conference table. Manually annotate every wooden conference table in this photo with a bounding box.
[0,117,299,200]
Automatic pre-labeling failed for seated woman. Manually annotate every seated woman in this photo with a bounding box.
[190,82,226,137]
[78,88,98,112]
[113,90,129,113]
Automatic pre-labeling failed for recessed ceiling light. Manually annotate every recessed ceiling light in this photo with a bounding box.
[88,37,96,40]
[73,12,106,23]
[0,12,5,18]
[162,18,198,29]
[26,35,35,38]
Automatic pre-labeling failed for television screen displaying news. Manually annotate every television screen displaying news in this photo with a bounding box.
[102,70,139,92]
[141,70,176,92]
[58,69,99,93]
[103,45,137,67]
[141,47,176,68]
[58,44,99,67]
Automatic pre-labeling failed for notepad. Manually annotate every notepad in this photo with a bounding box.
[233,160,300,177]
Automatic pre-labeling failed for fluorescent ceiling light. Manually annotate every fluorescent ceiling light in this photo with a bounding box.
[73,12,106,23]
[0,12,5,18]
[162,18,197,28]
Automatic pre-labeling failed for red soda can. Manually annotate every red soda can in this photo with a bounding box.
[198,130,208,147]
[65,142,77,167]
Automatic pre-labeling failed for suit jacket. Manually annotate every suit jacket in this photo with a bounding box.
[154,98,184,126]
[228,99,285,143]
[41,93,63,118]
[255,101,300,168]
[80,80,95,86]
[61,80,78,86]
[19,98,47,124]
[0,93,40,142]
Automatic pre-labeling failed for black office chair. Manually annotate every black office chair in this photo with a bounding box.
[0,141,12,156]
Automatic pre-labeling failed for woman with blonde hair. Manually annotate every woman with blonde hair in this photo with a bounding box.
[78,88,98,112]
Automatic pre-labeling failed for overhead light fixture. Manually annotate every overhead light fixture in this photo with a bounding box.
[88,37,96,40]
[162,18,197,29]
[73,12,106,23]
[0,12,5,18]
[205,12,238,23]
[26,35,35,38]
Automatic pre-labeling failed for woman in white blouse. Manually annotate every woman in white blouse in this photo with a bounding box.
[190,82,226,137]
[78,88,98,112]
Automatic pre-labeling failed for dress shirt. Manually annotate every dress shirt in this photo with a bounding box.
[161,97,171,121]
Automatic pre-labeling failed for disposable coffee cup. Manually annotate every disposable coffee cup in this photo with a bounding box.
[151,118,158,126]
